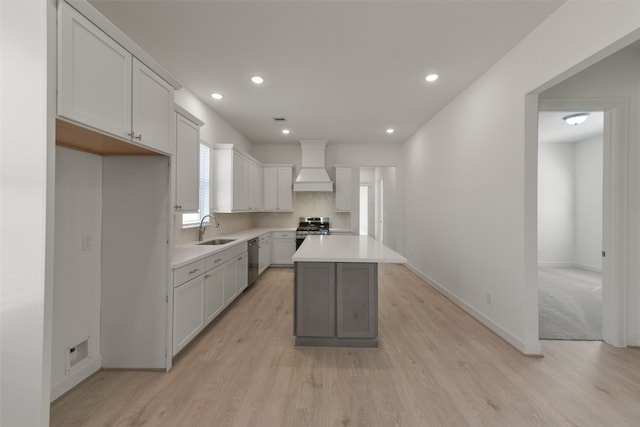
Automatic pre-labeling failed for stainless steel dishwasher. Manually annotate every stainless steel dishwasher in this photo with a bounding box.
[247,237,259,286]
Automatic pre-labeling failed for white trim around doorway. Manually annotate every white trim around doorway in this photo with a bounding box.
[537,97,629,348]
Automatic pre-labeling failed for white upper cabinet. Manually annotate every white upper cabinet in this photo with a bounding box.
[174,108,203,212]
[212,144,262,213]
[58,2,174,155]
[249,160,264,211]
[132,59,174,154]
[263,165,293,212]
[335,166,352,212]
[58,2,131,139]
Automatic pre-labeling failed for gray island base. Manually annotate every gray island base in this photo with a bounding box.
[295,262,378,348]
[292,235,406,348]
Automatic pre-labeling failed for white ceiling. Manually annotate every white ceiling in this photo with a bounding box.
[538,111,603,144]
[90,0,563,145]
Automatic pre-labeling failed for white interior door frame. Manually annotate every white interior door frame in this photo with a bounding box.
[538,97,629,347]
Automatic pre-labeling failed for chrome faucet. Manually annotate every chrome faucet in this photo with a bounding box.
[198,214,220,241]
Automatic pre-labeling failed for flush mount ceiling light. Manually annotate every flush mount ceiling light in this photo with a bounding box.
[425,73,439,82]
[562,112,590,125]
[251,75,264,84]
[386,128,395,134]
[211,92,223,100]
[282,129,290,135]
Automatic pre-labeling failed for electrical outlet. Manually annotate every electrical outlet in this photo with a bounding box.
[486,292,492,305]
[82,234,91,251]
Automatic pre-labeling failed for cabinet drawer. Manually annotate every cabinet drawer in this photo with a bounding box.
[205,242,246,271]
[173,259,206,287]
[272,231,295,239]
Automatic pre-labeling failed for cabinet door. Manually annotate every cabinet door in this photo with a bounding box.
[335,167,352,212]
[272,238,295,265]
[232,153,248,211]
[249,162,263,210]
[263,167,278,210]
[58,2,132,139]
[336,263,377,338]
[258,237,270,275]
[132,59,174,154]
[295,263,336,337]
[223,259,238,306]
[204,267,225,325]
[174,113,200,211]
[236,253,248,292]
[277,167,293,210]
[173,275,205,355]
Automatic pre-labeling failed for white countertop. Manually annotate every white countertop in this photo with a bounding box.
[172,227,294,268]
[292,235,407,263]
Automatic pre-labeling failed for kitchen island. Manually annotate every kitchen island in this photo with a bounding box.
[292,235,406,347]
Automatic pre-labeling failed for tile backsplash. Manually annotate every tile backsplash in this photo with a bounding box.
[174,192,352,244]
[173,212,254,245]
[254,192,351,230]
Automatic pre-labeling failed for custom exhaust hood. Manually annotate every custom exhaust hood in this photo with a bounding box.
[293,140,334,192]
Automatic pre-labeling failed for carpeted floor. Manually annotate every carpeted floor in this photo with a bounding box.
[538,266,602,340]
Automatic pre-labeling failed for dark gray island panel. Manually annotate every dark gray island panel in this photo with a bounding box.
[294,262,335,337]
[294,261,378,347]
[337,263,377,339]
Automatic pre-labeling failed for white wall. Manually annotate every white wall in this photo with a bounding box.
[538,137,603,271]
[0,1,56,425]
[575,136,604,271]
[541,46,640,344]
[538,142,576,265]
[51,147,102,400]
[400,2,640,354]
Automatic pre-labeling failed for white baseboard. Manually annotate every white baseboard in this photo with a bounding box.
[537,262,602,273]
[627,334,640,347]
[537,262,574,268]
[51,355,102,402]
[405,264,542,356]
[574,263,602,273]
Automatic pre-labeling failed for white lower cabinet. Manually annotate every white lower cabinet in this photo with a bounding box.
[204,268,224,325]
[173,275,205,355]
[223,259,238,306]
[173,243,248,356]
[236,253,249,293]
[258,233,271,275]
[271,231,296,266]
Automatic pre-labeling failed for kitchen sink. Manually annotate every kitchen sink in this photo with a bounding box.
[197,239,236,246]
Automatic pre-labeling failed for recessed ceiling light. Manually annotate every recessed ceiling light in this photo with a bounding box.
[562,112,590,125]
[386,128,395,134]
[425,73,439,82]
[211,92,223,100]
[251,76,264,84]
[282,129,290,135]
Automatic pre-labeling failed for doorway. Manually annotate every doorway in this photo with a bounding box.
[359,167,397,246]
[537,110,604,340]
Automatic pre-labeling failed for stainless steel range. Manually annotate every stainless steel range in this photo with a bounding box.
[296,217,330,249]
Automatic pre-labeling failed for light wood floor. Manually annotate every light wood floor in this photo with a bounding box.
[51,265,640,426]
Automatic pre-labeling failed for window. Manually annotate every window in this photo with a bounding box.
[182,143,211,226]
